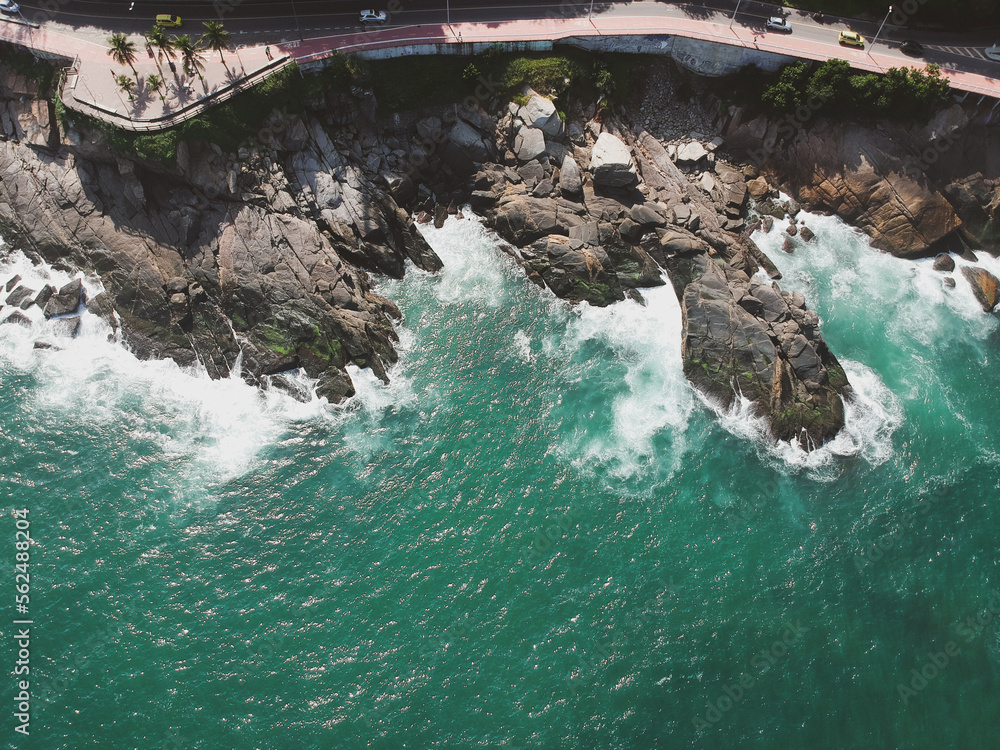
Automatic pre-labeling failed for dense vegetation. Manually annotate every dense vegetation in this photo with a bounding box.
[47,47,637,165]
[720,59,951,121]
[0,42,57,96]
[367,46,640,115]
[784,0,1000,29]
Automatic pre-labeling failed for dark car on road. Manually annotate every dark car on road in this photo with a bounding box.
[900,40,924,56]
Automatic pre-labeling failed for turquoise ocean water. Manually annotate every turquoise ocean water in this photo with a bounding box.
[1,208,999,749]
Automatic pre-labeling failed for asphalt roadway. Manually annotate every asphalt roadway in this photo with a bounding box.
[7,0,1000,79]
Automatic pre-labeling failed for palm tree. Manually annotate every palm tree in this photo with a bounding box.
[107,33,139,80]
[116,74,136,101]
[200,21,232,70]
[147,73,165,101]
[144,26,176,74]
[174,34,205,81]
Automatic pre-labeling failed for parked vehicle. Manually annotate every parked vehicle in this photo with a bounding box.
[155,14,182,28]
[765,16,792,33]
[839,30,865,48]
[359,9,387,24]
[900,40,924,56]
[0,0,21,15]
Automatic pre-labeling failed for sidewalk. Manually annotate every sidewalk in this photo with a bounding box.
[1,18,291,131]
[62,46,290,132]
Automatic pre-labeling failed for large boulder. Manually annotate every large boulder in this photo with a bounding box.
[521,234,625,306]
[443,120,493,174]
[961,266,1000,312]
[678,255,848,447]
[514,124,546,162]
[590,132,638,188]
[43,279,84,318]
[560,155,583,197]
[517,92,563,137]
[933,253,956,272]
[491,192,586,246]
[676,141,708,166]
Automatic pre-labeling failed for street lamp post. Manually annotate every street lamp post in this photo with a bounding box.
[589,0,595,19]
[730,0,744,30]
[290,0,302,41]
[871,5,893,48]
[447,0,451,26]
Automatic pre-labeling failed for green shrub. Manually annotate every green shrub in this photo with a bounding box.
[760,58,950,120]
[462,63,481,83]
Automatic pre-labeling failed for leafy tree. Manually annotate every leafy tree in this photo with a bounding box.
[145,26,176,73]
[761,61,808,112]
[147,73,165,101]
[592,61,613,93]
[174,35,205,80]
[200,21,232,69]
[116,73,136,100]
[107,33,138,79]
[805,59,850,108]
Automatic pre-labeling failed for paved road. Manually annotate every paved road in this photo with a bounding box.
[11,0,1000,55]
[4,0,1000,98]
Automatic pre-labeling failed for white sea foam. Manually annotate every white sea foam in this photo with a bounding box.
[0,250,409,493]
[559,284,694,480]
[512,330,533,363]
[708,359,902,477]
[752,207,1000,344]
[414,213,515,308]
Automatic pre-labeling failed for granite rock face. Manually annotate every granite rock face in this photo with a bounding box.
[961,266,1000,312]
[677,256,847,446]
[463,100,848,446]
[0,74,440,402]
[590,132,638,187]
[724,113,965,258]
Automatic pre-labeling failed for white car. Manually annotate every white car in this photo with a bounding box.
[359,9,387,24]
[0,0,20,14]
[765,16,792,32]
[986,44,1000,61]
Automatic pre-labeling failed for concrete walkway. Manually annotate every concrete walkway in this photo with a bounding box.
[1,18,290,130]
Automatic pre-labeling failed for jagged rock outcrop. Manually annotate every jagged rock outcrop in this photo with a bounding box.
[671,255,847,446]
[961,266,1000,312]
[0,73,441,402]
[722,102,1000,259]
[0,57,851,447]
[723,111,965,258]
[462,97,847,445]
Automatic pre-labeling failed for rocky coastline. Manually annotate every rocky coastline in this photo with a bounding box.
[1,55,998,449]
